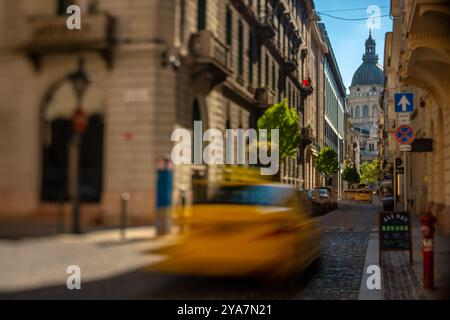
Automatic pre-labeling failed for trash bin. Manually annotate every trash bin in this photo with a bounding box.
[382,196,395,212]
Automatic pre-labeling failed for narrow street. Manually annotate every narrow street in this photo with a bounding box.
[0,200,381,300]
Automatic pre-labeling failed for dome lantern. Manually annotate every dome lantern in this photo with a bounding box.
[351,30,384,87]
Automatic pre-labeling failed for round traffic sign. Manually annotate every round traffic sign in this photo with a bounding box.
[395,125,415,145]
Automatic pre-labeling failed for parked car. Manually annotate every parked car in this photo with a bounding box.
[148,183,324,281]
[317,187,338,210]
[307,189,329,215]
[298,189,313,216]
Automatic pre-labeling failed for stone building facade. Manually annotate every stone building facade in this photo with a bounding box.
[319,23,346,197]
[382,0,450,234]
[0,0,327,226]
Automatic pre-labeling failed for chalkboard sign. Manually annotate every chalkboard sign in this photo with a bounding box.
[379,211,413,264]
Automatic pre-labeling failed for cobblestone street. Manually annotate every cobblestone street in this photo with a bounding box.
[0,199,392,300]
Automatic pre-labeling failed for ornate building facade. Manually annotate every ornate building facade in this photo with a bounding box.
[382,0,450,234]
[348,32,384,163]
[0,0,328,226]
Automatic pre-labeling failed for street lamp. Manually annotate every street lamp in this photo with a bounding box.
[68,57,92,234]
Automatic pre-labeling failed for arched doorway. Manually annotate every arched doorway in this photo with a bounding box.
[40,79,105,203]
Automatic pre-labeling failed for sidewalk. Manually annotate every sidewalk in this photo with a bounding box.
[0,226,176,294]
[363,211,450,300]
[410,218,450,300]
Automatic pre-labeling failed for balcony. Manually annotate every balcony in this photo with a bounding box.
[254,87,275,109]
[301,126,314,146]
[300,78,314,97]
[255,8,276,41]
[283,56,298,74]
[189,30,232,88]
[24,14,116,69]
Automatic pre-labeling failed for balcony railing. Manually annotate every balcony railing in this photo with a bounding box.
[283,56,298,73]
[189,30,231,87]
[300,78,314,97]
[25,14,115,53]
[256,8,276,40]
[254,86,275,109]
[24,14,116,69]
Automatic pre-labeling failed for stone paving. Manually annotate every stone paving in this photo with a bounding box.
[300,229,369,300]
[0,198,434,300]
[299,200,377,300]
[382,251,426,300]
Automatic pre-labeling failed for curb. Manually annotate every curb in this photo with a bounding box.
[358,229,384,300]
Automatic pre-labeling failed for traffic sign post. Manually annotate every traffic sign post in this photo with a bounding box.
[398,113,411,125]
[394,124,415,213]
[395,93,414,113]
[399,145,412,152]
[395,125,415,145]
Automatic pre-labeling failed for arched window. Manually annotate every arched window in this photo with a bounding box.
[363,105,369,117]
[355,106,360,118]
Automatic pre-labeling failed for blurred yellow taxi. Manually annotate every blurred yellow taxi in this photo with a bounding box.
[148,182,323,280]
[353,190,373,204]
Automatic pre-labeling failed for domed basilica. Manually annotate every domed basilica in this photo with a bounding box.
[348,31,384,162]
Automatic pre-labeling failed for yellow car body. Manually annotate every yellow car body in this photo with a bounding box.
[353,190,373,204]
[148,183,323,280]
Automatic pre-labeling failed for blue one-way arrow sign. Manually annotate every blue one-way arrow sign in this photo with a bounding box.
[395,93,414,113]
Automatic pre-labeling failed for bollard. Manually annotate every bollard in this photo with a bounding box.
[120,192,130,240]
[156,158,173,236]
[420,212,437,289]
[57,193,65,233]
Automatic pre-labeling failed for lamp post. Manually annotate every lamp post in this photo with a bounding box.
[68,58,92,234]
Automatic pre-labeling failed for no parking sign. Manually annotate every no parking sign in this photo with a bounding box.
[395,125,415,145]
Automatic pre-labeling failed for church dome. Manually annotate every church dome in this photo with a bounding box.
[352,63,384,86]
[351,31,384,87]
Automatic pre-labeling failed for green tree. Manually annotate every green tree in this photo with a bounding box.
[257,99,301,159]
[314,147,339,186]
[360,159,382,185]
[342,165,360,188]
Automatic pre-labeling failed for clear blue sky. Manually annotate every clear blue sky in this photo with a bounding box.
[314,0,393,92]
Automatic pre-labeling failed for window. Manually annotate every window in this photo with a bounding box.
[225,104,231,129]
[57,0,73,15]
[248,30,254,86]
[363,105,369,117]
[238,20,244,77]
[257,0,262,17]
[179,0,187,45]
[265,54,269,87]
[226,6,233,46]
[197,0,207,31]
[272,62,276,92]
[257,45,262,87]
[355,106,360,118]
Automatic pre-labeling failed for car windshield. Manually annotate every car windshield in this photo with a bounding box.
[207,185,292,206]
[318,189,328,195]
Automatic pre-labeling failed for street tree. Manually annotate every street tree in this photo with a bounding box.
[314,147,339,186]
[257,99,301,180]
[360,159,382,186]
[342,165,360,189]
